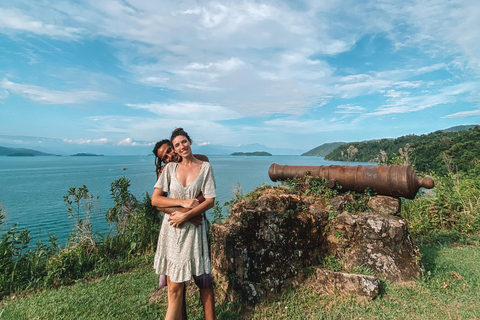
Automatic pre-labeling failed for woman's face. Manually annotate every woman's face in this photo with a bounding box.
[172,135,192,158]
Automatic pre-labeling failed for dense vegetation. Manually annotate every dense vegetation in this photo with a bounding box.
[324,125,480,176]
[0,178,162,299]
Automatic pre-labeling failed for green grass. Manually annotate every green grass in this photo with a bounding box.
[1,243,479,320]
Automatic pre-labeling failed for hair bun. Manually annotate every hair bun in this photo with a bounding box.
[170,127,192,143]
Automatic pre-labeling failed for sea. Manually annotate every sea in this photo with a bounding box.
[0,155,349,247]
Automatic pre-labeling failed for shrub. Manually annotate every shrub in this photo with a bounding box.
[0,216,59,298]
[402,172,480,238]
[0,177,162,299]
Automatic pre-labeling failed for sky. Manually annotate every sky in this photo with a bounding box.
[0,0,479,155]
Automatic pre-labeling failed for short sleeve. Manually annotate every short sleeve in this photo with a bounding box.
[154,162,175,193]
[201,162,217,199]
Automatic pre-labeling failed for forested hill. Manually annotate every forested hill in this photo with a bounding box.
[323,125,480,176]
[301,142,345,157]
[0,146,58,156]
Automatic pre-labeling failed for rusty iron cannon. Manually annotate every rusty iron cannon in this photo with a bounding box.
[268,164,434,199]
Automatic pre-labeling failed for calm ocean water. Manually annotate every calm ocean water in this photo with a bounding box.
[0,155,346,246]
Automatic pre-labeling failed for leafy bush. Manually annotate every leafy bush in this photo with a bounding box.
[0,217,60,298]
[63,185,99,252]
[106,177,138,232]
[0,177,162,299]
[402,172,480,238]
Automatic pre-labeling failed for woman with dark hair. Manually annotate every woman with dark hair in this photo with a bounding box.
[153,139,210,179]
[152,128,216,320]
[153,139,182,178]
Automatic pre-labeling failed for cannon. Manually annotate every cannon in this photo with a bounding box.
[268,164,434,199]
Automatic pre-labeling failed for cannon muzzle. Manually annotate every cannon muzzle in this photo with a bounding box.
[268,163,434,199]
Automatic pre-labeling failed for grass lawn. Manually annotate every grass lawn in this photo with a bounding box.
[1,243,479,320]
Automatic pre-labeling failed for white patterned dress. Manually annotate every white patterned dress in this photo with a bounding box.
[153,161,216,283]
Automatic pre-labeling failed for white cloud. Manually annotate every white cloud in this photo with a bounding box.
[84,114,232,144]
[63,138,111,144]
[0,89,9,100]
[444,107,480,118]
[335,105,366,114]
[263,117,350,134]
[1,79,109,104]
[126,101,244,121]
[402,0,480,73]
[368,95,456,117]
[117,138,139,146]
[374,81,480,117]
[0,8,84,38]
[8,0,471,118]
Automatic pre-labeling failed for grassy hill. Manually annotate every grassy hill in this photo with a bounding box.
[1,242,478,319]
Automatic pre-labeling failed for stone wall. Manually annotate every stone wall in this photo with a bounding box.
[211,185,423,304]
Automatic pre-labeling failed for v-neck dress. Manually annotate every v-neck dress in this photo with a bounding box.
[153,161,216,283]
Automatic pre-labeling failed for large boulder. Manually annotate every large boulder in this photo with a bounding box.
[327,211,423,283]
[211,184,423,304]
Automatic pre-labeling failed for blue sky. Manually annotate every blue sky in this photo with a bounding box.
[0,0,479,155]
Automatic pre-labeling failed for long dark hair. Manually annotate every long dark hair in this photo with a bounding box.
[152,139,171,178]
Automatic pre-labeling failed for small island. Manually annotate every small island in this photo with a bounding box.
[70,153,104,157]
[230,151,272,156]
[8,152,35,157]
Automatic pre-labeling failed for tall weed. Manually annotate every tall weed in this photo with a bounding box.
[402,172,480,238]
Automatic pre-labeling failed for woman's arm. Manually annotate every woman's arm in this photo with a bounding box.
[168,197,215,227]
[160,206,203,227]
[157,193,206,226]
[151,188,199,209]
[156,193,205,213]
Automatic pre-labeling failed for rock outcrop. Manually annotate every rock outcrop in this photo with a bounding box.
[211,183,423,304]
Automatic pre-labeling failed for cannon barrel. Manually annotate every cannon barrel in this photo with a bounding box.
[268,164,434,199]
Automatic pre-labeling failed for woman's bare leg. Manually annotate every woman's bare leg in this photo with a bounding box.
[200,287,215,320]
[166,277,185,320]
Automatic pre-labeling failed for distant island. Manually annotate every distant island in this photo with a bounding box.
[8,152,35,157]
[70,153,104,157]
[230,151,272,156]
[0,146,59,157]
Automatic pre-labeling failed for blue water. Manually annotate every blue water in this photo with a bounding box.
[0,155,348,246]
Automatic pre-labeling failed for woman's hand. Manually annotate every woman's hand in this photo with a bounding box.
[181,198,199,208]
[168,211,187,228]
